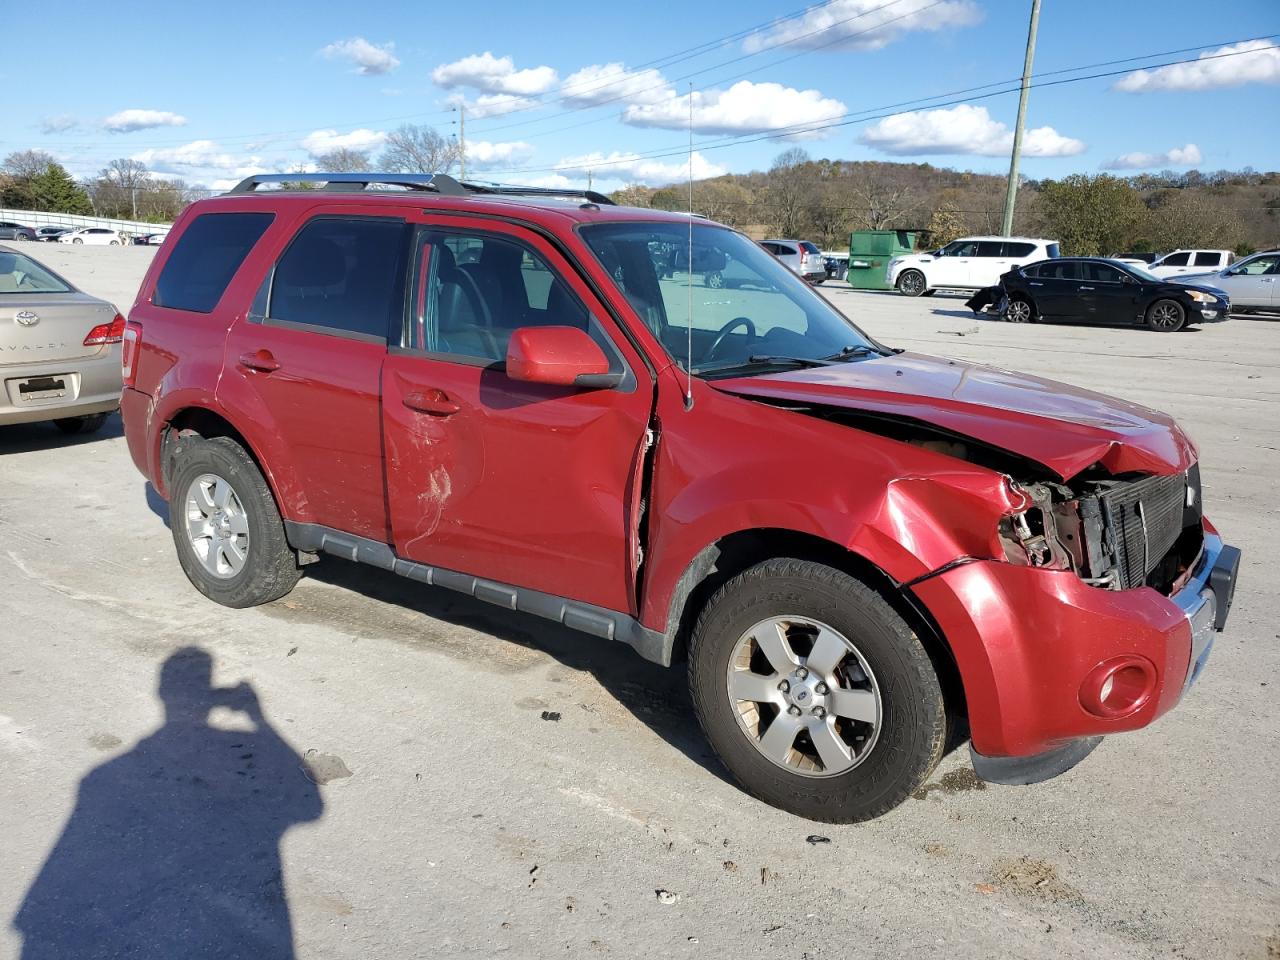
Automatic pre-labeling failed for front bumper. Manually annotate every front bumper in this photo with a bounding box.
[0,349,121,426]
[1192,297,1231,322]
[911,530,1240,761]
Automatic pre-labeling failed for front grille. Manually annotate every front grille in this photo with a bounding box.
[1099,472,1188,589]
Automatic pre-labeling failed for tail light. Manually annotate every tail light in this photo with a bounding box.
[84,313,126,346]
[121,321,142,388]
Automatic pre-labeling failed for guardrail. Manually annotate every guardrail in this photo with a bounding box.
[0,208,172,238]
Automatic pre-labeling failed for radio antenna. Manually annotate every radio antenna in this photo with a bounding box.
[684,82,694,411]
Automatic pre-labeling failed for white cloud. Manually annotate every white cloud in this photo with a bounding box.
[465,140,535,169]
[858,104,1085,157]
[320,37,400,76]
[1102,143,1202,170]
[1113,40,1280,93]
[744,0,980,53]
[555,150,727,185]
[300,128,389,155]
[131,140,264,174]
[560,62,671,107]
[447,92,543,118]
[432,52,557,96]
[103,109,188,133]
[40,115,79,134]
[624,81,846,138]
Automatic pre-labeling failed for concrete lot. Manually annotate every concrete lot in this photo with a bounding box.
[2,245,1278,959]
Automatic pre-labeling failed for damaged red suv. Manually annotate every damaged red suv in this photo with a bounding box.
[120,173,1239,822]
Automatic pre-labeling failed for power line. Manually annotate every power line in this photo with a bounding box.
[480,42,1280,177]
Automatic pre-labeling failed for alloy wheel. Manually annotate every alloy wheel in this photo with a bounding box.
[1007,299,1032,323]
[184,473,250,579]
[898,271,924,296]
[1149,301,1183,330]
[726,616,882,778]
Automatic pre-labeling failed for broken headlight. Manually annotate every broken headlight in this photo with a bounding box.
[998,481,1074,570]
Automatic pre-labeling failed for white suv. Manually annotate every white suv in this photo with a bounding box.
[888,237,1060,296]
[1143,249,1234,279]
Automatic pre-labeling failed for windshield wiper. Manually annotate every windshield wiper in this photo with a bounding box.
[820,344,886,361]
[697,354,834,375]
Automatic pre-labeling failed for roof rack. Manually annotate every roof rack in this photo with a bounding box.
[227,172,469,195]
[458,181,615,206]
[226,172,615,205]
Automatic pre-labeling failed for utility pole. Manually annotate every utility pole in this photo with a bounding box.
[587,169,593,192]
[1000,0,1041,237]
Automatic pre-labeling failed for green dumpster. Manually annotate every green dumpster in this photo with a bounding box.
[846,230,917,290]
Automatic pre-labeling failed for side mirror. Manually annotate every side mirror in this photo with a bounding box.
[506,325,622,389]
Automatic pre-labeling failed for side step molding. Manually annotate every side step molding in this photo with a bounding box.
[284,521,669,665]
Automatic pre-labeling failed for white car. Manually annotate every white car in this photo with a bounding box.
[58,228,123,246]
[1145,249,1233,279]
[887,236,1060,296]
[1176,250,1278,314]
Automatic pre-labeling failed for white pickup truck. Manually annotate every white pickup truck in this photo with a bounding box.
[1135,249,1234,279]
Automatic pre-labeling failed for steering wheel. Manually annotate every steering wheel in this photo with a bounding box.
[702,316,756,362]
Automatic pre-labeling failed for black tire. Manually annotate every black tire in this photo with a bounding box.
[72,238,83,244]
[167,435,301,608]
[896,269,926,297]
[1146,298,1186,332]
[1006,295,1036,323]
[689,559,947,823]
[706,270,725,289]
[53,413,109,435]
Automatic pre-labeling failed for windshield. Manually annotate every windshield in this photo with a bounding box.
[0,252,72,293]
[579,222,880,376]
[1122,263,1163,283]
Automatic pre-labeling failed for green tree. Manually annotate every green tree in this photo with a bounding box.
[1036,174,1145,256]
[924,200,965,248]
[1144,190,1241,251]
[26,163,92,214]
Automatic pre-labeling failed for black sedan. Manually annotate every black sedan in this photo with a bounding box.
[1000,257,1229,332]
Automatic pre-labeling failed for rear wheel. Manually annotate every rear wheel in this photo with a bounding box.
[706,270,725,289]
[109,240,120,246]
[1146,299,1186,332]
[689,559,947,822]
[168,436,301,608]
[1006,296,1036,323]
[72,238,83,244]
[896,269,926,297]
[53,413,109,435]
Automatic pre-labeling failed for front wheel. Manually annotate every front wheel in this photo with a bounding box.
[896,269,926,297]
[689,559,947,823]
[1146,299,1186,332]
[168,436,301,608]
[109,240,120,246]
[72,238,83,244]
[1006,296,1036,323]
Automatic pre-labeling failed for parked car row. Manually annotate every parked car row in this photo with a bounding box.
[0,222,168,245]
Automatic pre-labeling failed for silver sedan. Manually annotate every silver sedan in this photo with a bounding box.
[1178,251,1278,314]
[0,245,123,434]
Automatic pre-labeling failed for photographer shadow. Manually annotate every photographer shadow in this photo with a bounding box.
[13,647,321,960]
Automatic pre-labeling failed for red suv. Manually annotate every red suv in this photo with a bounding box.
[121,173,1240,822]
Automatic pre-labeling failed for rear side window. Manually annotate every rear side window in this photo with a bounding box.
[975,241,1003,257]
[1004,242,1036,257]
[1040,261,1081,281]
[154,212,273,313]
[800,242,821,254]
[1046,243,1061,258]
[1192,252,1220,266]
[268,217,408,341]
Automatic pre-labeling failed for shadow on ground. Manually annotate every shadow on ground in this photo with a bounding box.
[12,646,320,959]
[0,412,123,455]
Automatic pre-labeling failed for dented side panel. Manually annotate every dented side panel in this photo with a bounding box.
[639,367,1026,632]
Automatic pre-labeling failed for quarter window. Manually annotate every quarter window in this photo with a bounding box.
[268,217,408,341]
[153,212,274,313]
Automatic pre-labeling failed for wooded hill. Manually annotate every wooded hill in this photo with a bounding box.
[611,150,1280,256]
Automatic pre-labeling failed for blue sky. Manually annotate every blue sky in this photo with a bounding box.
[6,0,1278,192]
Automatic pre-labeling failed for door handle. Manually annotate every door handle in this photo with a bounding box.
[238,349,280,373]
[1078,286,1094,291]
[403,388,460,417]
[1261,278,1274,283]
[1029,282,1043,287]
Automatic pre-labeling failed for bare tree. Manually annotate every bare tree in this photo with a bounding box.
[3,149,59,179]
[766,148,815,238]
[313,148,372,172]
[852,173,918,230]
[378,124,462,174]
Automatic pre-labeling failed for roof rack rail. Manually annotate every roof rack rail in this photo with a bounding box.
[459,181,616,206]
[227,172,469,196]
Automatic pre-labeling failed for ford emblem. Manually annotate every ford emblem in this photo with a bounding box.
[15,311,39,327]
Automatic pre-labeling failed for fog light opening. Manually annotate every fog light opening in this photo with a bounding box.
[1080,657,1157,719]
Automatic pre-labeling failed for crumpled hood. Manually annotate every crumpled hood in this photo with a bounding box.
[713,352,1196,480]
